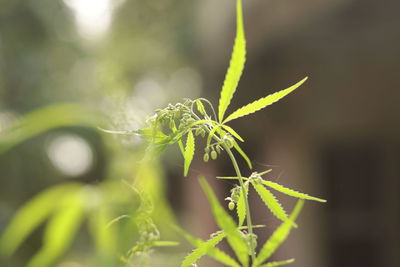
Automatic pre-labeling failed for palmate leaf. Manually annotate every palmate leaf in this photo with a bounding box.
[27,189,85,267]
[199,178,249,267]
[0,183,81,256]
[237,181,249,227]
[263,181,326,203]
[253,200,304,267]
[218,0,246,122]
[223,77,308,123]
[259,259,294,267]
[183,130,195,176]
[251,182,289,223]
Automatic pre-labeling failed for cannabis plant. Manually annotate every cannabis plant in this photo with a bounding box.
[136,0,326,266]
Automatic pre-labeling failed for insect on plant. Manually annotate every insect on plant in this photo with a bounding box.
[135,0,327,266]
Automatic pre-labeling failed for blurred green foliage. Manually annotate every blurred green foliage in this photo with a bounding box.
[0,0,194,266]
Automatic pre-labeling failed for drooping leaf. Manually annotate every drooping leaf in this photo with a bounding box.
[259,259,295,267]
[223,77,308,123]
[0,183,81,256]
[254,200,304,267]
[237,181,249,227]
[183,131,195,176]
[233,140,252,169]
[221,124,244,142]
[218,0,246,122]
[263,181,326,203]
[199,178,249,267]
[27,189,85,267]
[251,182,289,223]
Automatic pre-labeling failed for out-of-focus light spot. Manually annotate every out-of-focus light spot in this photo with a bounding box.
[63,0,123,40]
[133,78,167,109]
[47,134,93,177]
[168,67,202,100]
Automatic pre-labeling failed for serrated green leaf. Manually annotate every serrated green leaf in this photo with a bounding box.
[223,77,308,123]
[199,178,249,267]
[184,131,195,176]
[218,0,246,122]
[0,183,81,256]
[251,182,288,223]
[259,259,295,267]
[263,181,326,203]
[196,100,207,115]
[174,225,235,265]
[27,189,85,267]
[237,182,249,227]
[233,140,252,169]
[221,124,244,142]
[181,232,225,267]
[253,200,304,267]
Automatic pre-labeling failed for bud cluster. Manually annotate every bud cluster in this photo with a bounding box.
[225,185,241,210]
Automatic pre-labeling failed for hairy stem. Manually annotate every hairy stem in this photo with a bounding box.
[224,144,256,264]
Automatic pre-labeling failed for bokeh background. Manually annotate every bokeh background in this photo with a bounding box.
[1,0,399,266]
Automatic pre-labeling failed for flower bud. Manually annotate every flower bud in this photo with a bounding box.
[211,150,218,160]
[228,201,235,210]
[203,153,209,162]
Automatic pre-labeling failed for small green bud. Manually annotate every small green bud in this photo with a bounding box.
[228,201,235,210]
[211,150,218,160]
[203,153,209,162]
[205,147,210,153]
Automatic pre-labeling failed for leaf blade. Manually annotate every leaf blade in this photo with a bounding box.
[184,131,195,177]
[27,189,85,267]
[218,0,246,122]
[224,77,308,123]
[254,200,304,267]
[251,182,288,223]
[263,181,326,203]
[0,183,80,256]
[237,182,249,227]
[233,140,252,169]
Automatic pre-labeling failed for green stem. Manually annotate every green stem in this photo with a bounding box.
[224,144,256,264]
